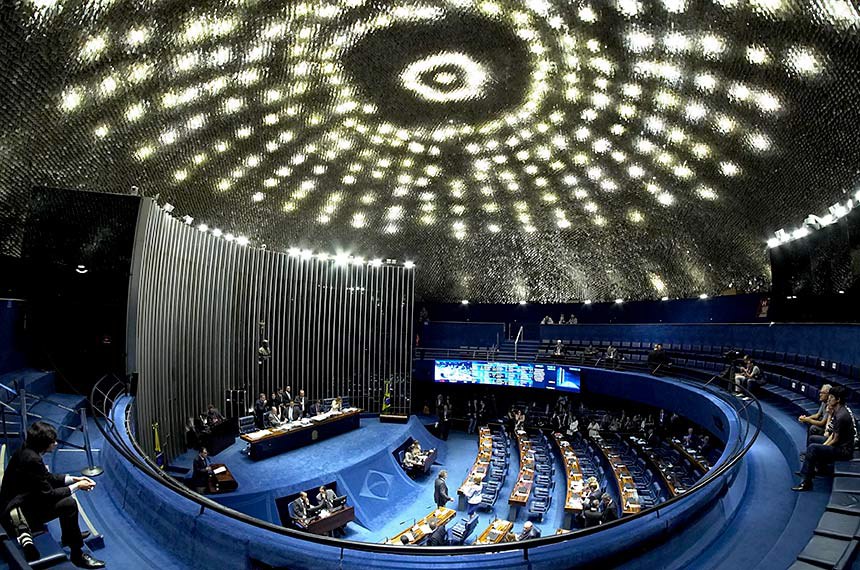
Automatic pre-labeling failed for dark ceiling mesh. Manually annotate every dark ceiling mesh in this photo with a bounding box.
[1,0,859,302]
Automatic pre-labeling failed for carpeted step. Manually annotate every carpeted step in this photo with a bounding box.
[829,493,860,515]
[836,461,860,478]
[834,478,860,494]
[0,369,57,401]
[815,511,860,539]
[796,535,857,568]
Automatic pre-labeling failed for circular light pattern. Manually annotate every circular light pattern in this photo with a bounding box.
[400,51,489,103]
[1,0,857,303]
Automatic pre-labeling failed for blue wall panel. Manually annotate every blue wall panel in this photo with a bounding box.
[0,299,26,375]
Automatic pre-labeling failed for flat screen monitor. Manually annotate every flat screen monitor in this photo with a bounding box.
[434,360,581,393]
[332,495,347,508]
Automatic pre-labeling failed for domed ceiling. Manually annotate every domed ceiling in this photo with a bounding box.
[1,0,859,301]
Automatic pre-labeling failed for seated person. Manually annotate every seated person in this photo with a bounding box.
[316,485,338,510]
[600,493,619,524]
[426,519,448,546]
[800,384,832,440]
[582,477,602,502]
[206,404,225,426]
[330,397,342,413]
[605,345,618,362]
[647,344,671,369]
[309,399,324,416]
[582,499,603,528]
[399,534,411,545]
[698,435,713,457]
[540,315,554,325]
[554,340,564,356]
[734,355,762,394]
[516,520,541,541]
[291,491,313,523]
[587,420,601,440]
[403,442,426,470]
[462,475,484,515]
[0,422,104,568]
[793,386,855,491]
[191,447,213,492]
[558,314,567,325]
[584,344,598,358]
[266,406,284,428]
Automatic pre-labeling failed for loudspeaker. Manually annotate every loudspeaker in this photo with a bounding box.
[379,414,409,424]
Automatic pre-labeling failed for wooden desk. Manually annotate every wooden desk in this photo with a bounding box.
[458,427,494,508]
[206,463,238,494]
[240,408,361,460]
[475,519,514,544]
[670,439,709,476]
[412,448,438,474]
[302,506,355,535]
[386,507,456,545]
[552,432,584,528]
[508,429,534,519]
[593,440,641,515]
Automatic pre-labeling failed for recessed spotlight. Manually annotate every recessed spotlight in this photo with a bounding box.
[519,300,527,305]
[699,293,709,299]
[661,296,669,301]
[461,300,469,305]
[584,299,592,305]
[615,298,624,304]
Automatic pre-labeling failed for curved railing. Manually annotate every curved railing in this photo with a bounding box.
[90,363,760,560]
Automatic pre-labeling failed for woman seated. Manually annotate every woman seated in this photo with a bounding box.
[330,397,342,412]
[462,475,485,515]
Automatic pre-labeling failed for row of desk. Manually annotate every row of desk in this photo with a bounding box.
[457,427,493,510]
[385,507,457,545]
[240,408,361,460]
[595,440,641,515]
[507,429,535,520]
[552,432,585,528]
[627,435,677,496]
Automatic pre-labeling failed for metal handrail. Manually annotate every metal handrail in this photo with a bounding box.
[513,326,524,361]
[90,364,760,559]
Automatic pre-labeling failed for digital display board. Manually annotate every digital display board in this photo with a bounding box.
[434,360,581,393]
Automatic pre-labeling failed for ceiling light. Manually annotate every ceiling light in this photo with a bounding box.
[403,261,416,269]
[615,298,624,304]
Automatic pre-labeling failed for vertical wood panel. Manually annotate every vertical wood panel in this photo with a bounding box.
[130,207,414,460]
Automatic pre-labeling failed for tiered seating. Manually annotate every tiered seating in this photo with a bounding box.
[621,435,678,498]
[526,432,554,522]
[794,456,860,568]
[459,426,509,511]
[593,436,643,515]
[553,432,585,528]
[508,429,535,519]
[449,513,480,545]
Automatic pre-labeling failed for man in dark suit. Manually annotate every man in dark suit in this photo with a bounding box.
[426,519,447,546]
[0,422,104,568]
[285,401,300,423]
[600,493,619,524]
[517,521,541,540]
[291,491,312,526]
[434,470,452,508]
[296,389,307,416]
[309,399,323,416]
[191,447,213,493]
[253,393,268,428]
[266,406,284,428]
[316,486,337,510]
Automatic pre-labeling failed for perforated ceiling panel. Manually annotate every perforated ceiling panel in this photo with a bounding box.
[2,0,859,301]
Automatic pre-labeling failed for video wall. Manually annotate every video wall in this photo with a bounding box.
[434,359,581,393]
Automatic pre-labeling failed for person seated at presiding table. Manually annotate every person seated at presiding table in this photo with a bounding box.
[799,384,832,442]
[266,406,284,428]
[0,422,104,568]
[461,475,485,515]
[600,493,619,524]
[426,519,448,546]
[793,386,856,492]
[206,404,225,426]
[403,442,424,471]
[284,401,301,423]
[309,399,324,416]
[516,521,542,541]
[582,499,603,528]
[330,397,342,413]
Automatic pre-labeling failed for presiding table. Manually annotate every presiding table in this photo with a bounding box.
[298,506,356,535]
[240,408,361,460]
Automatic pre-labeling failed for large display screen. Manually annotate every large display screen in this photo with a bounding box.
[434,360,581,393]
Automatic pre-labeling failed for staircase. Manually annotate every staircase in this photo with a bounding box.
[496,339,541,362]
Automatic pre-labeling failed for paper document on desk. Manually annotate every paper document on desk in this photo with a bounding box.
[212,466,226,475]
[419,523,432,535]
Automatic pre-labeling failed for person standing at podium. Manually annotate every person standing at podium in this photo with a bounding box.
[192,448,213,493]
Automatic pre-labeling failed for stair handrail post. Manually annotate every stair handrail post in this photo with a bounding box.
[18,388,27,442]
[80,408,104,477]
